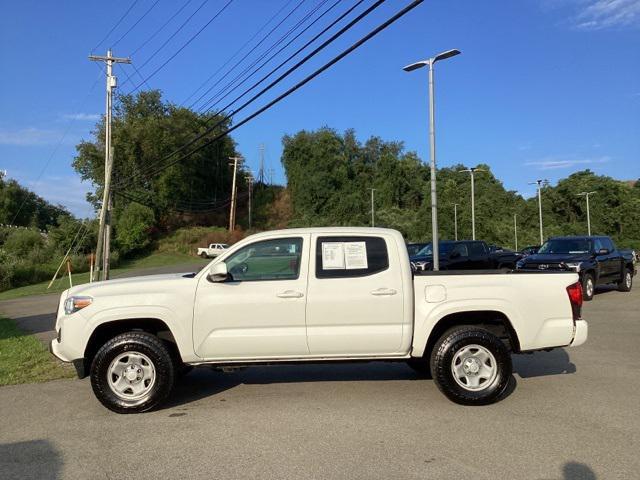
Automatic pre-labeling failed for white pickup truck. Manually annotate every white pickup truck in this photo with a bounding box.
[196,243,228,258]
[50,227,587,413]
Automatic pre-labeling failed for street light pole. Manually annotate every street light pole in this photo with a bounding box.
[453,203,459,241]
[459,167,485,240]
[529,179,547,245]
[370,188,376,227]
[577,191,596,235]
[403,49,461,271]
[513,213,518,251]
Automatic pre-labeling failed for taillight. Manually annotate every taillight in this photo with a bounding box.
[566,282,583,321]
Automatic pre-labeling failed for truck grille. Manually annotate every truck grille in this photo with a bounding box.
[522,262,566,271]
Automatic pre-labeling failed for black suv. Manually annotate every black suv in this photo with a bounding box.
[516,235,636,300]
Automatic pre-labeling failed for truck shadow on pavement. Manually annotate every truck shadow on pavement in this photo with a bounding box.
[512,348,576,378]
[0,439,62,480]
[166,362,431,409]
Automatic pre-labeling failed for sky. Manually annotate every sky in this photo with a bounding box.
[0,0,638,218]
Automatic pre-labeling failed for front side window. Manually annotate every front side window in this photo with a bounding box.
[451,243,469,257]
[225,237,303,282]
[316,236,389,279]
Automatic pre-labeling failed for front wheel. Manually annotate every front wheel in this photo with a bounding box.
[618,268,633,292]
[90,332,175,414]
[430,327,512,405]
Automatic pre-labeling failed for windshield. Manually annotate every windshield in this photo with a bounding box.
[406,244,425,256]
[415,243,455,256]
[538,239,591,254]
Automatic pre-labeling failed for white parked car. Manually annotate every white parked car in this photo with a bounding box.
[196,243,228,258]
[50,227,587,413]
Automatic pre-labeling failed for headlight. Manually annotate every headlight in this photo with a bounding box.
[64,296,93,315]
[564,262,582,272]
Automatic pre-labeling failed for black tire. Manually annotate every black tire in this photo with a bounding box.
[582,273,595,301]
[90,331,175,414]
[430,327,512,406]
[406,358,432,378]
[618,268,633,292]
[200,252,208,259]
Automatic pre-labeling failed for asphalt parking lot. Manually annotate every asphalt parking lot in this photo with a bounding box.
[1,281,638,480]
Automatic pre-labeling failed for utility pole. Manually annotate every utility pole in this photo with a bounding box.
[513,213,518,251]
[529,179,547,245]
[577,191,596,236]
[370,188,376,227]
[453,203,459,241]
[460,167,485,240]
[246,173,254,229]
[228,156,242,231]
[89,49,130,281]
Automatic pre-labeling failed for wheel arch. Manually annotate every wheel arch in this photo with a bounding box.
[82,318,181,379]
[419,310,520,360]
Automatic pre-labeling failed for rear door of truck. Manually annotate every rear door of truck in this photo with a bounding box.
[305,232,406,356]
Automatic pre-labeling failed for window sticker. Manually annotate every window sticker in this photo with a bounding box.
[344,242,368,270]
[321,242,345,269]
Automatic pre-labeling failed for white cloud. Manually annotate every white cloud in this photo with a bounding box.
[0,127,66,146]
[60,113,101,121]
[573,0,640,30]
[524,155,611,170]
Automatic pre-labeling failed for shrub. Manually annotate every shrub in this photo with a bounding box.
[3,229,45,257]
[115,203,155,256]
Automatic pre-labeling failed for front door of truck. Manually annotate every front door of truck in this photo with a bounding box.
[193,235,310,360]
[305,234,405,355]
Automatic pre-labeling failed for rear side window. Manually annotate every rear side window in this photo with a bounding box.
[468,242,487,256]
[316,236,389,278]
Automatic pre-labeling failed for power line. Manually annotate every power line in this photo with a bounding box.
[186,0,309,110]
[197,0,334,112]
[199,0,344,113]
[91,0,140,53]
[130,0,196,57]
[121,0,212,90]
[181,0,298,107]
[128,0,236,94]
[111,0,162,49]
[115,0,424,189]
[114,0,382,189]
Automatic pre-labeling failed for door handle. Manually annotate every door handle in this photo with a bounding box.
[276,290,304,298]
[370,288,397,296]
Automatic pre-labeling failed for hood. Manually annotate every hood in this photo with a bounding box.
[65,272,197,298]
[523,253,592,263]
[410,254,433,263]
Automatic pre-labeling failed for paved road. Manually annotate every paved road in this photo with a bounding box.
[1,282,638,479]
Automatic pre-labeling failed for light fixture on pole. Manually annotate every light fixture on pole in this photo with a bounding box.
[577,191,596,236]
[403,48,461,270]
[529,179,548,245]
[459,167,485,240]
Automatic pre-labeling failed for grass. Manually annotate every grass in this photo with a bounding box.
[0,315,74,386]
[0,251,206,301]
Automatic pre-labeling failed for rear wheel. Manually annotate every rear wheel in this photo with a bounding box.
[200,252,208,259]
[618,268,633,292]
[582,273,595,301]
[430,327,512,405]
[90,332,175,414]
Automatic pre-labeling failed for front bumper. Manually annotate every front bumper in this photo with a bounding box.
[569,320,588,347]
[49,339,87,378]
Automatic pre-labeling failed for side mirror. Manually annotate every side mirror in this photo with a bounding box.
[597,248,609,255]
[207,262,228,282]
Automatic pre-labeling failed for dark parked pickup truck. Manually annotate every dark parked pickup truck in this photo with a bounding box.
[515,235,636,300]
[410,240,522,272]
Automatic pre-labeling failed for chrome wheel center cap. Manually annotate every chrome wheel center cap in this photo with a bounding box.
[462,357,480,375]
[125,365,141,382]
